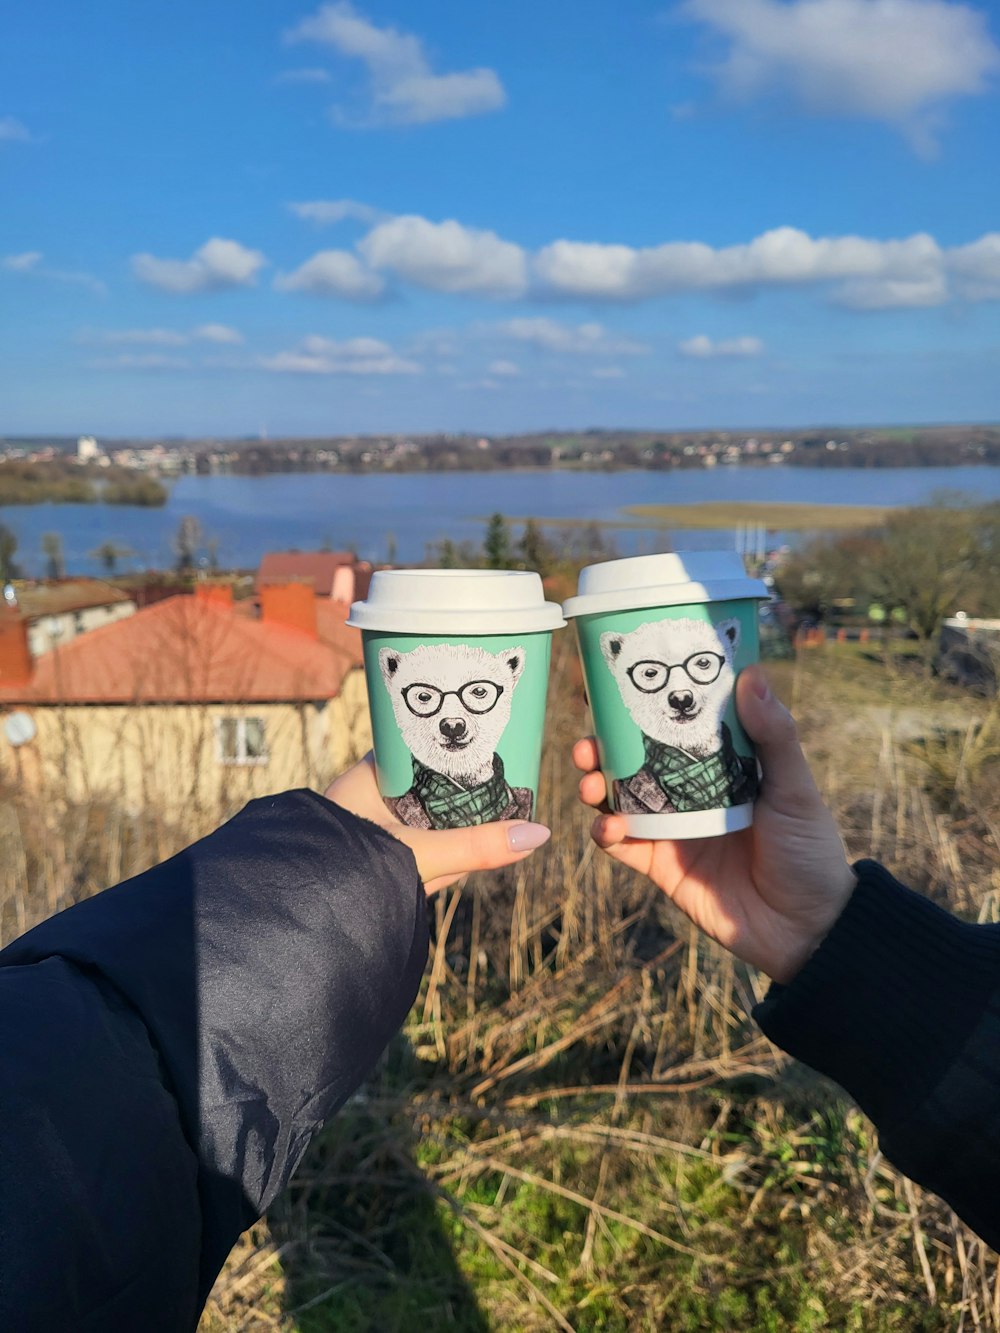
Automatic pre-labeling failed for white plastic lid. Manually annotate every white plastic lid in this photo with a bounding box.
[348,569,566,635]
[562,551,768,619]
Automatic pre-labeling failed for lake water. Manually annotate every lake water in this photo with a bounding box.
[4,465,1000,576]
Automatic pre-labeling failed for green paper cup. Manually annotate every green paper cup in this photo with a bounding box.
[564,552,769,840]
[348,570,565,830]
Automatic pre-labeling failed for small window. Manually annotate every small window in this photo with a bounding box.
[216,717,269,766]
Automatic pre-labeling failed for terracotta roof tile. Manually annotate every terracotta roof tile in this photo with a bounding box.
[256,552,355,597]
[0,595,363,705]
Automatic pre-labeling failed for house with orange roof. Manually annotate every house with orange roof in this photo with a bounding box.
[256,551,373,604]
[12,579,137,656]
[0,583,370,817]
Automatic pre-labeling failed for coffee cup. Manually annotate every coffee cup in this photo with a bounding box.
[347,570,565,830]
[563,552,769,839]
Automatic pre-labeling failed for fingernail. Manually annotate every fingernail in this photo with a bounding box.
[507,823,551,852]
[751,670,771,701]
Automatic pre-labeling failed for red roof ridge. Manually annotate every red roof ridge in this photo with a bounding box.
[0,591,362,705]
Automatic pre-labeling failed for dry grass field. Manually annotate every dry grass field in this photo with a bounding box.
[4,635,1000,1331]
[624,502,893,532]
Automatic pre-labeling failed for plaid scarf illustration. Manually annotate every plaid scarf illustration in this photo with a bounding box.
[641,723,758,812]
[409,753,517,828]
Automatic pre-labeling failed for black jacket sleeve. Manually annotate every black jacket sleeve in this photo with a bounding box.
[0,789,428,1332]
[754,858,1000,1250]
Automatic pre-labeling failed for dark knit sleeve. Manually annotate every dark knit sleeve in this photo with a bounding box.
[754,859,1000,1250]
[0,790,428,1330]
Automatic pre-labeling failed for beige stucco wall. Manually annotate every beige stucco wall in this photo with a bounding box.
[1,668,372,821]
[27,601,137,657]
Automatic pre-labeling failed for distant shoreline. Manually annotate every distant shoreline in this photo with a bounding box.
[3,465,998,578]
[7,423,1000,481]
[478,502,892,532]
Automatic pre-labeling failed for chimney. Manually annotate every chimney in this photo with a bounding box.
[195,583,235,608]
[0,610,32,687]
[260,582,318,639]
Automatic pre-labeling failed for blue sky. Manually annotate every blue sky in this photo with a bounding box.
[2,0,1000,437]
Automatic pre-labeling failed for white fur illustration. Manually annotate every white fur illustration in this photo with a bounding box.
[600,616,740,759]
[379,643,525,785]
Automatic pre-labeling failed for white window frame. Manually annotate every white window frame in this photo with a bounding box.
[215,716,269,767]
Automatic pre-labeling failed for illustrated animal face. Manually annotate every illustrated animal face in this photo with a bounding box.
[600,616,740,758]
[380,643,525,783]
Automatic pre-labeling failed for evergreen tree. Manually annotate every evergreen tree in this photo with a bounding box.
[174,515,203,572]
[90,542,134,576]
[41,532,65,581]
[0,525,20,584]
[517,518,554,575]
[437,538,458,569]
[483,512,512,570]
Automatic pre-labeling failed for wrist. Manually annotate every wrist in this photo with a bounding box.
[769,862,859,985]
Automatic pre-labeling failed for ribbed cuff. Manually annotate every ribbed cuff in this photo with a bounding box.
[753,860,1000,1130]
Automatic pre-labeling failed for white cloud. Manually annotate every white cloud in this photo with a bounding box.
[286,3,506,125]
[0,117,31,143]
[946,233,1000,301]
[678,334,764,358]
[497,317,649,355]
[89,327,189,347]
[274,67,332,85]
[534,226,947,307]
[288,198,386,226]
[3,249,106,296]
[360,216,527,295]
[302,334,391,357]
[193,323,244,345]
[273,211,1000,311]
[591,366,626,379]
[488,359,520,377]
[274,249,385,299]
[683,0,1000,151]
[407,328,461,359]
[534,242,656,300]
[3,251,42,271]
[82,323,245,347]
[260,334,420,375]
[376,71,506,125]
[132,238,266,294]
[834,274,949,308]
[89,353,191,371]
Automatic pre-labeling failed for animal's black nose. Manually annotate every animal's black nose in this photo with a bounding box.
[668,690,695,713]
[440,717,467,739]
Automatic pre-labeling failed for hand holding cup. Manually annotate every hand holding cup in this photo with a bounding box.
[326,753,551,897]
[575,666,857,983]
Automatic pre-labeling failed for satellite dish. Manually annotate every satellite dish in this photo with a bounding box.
[4,712,36,747]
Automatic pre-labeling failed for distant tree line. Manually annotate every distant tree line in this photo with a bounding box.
[0,461,96,504]
[0,460,167,506]
[775,501,1000,642]
[429,513,620,584]
[102,474,168,506]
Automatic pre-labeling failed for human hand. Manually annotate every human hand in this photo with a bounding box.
[325,753,551,897]
[574,666,857,983]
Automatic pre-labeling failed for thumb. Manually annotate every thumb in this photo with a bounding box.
[735,666,823,812]
[398,820,551,886]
